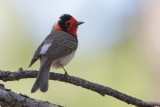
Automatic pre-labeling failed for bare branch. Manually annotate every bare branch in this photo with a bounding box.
[0,83,62,107]
[0,67,160,107]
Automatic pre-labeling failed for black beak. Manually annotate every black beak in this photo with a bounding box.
[75,21,84,25]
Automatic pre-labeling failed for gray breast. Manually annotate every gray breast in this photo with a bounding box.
[51,51,76,69]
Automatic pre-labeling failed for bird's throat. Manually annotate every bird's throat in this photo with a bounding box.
[54,24,78,37]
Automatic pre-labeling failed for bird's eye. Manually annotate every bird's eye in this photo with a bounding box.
[65,22,70,26]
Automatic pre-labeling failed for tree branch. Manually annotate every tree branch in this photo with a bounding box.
[0,67,159,107]
[0,83,62,107]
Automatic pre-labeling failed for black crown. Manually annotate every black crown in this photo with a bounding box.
[58,14,72,32]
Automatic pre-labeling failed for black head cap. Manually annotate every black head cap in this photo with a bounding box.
[58,14,72,32]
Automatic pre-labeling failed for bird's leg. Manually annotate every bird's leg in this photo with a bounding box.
[60,65,68,76]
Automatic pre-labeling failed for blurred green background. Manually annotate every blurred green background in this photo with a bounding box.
[0,0,160,107]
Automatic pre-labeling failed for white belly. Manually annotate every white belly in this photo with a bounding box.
[52,51,76,69]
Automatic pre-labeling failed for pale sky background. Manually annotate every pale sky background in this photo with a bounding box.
[0,0,141,55]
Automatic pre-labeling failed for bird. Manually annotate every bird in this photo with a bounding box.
[29,14,84,93]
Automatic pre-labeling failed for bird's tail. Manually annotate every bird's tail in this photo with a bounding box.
[31,61,51,93]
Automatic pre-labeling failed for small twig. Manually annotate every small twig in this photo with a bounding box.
[0,83,62,107]
[0,67,159,107]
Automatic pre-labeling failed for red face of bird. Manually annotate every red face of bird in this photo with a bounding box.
[54,14,84,37]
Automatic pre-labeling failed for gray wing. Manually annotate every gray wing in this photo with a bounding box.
[45,39,78,63]
[42,30,78,62]
[29,42,44,67]
[29,30,78,66]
